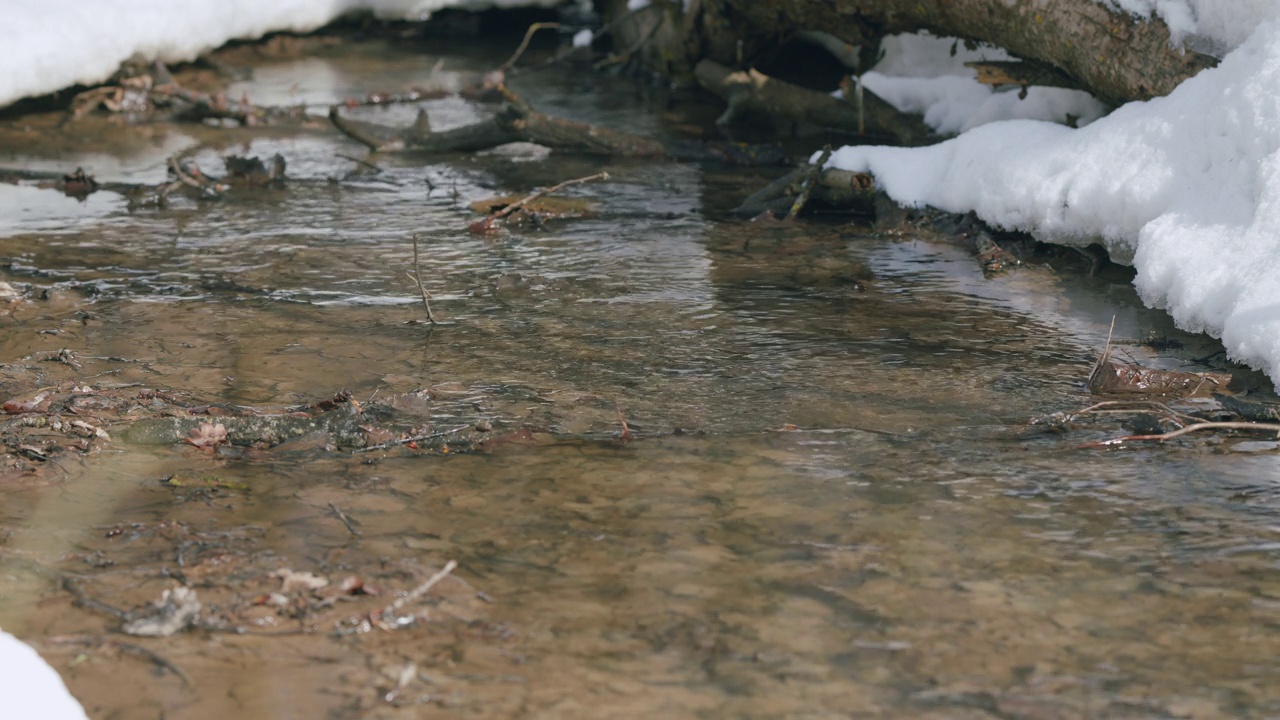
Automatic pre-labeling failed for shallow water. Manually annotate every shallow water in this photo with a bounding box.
[0,35,1277,719]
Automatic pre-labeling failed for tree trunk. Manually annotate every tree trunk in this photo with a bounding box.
[602,0,1216,106]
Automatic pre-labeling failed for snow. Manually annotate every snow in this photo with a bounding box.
[821,9,1280,383]
[0,628,88,720]
[0,0,563,109]
[860,33,1108,134]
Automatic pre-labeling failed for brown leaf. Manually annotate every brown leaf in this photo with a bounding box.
[2,392,50,414]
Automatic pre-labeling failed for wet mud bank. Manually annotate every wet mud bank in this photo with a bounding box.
[0,11,1278,720]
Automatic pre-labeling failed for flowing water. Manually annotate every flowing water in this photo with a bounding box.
[0,31,1278,720]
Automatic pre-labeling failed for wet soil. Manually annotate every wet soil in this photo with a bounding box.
[0,29,1278,720]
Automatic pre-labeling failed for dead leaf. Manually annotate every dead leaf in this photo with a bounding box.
[2,392,50,414]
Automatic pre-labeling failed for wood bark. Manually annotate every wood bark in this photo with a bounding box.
[330,96,666,157]
[695,59,932,145]
[604,0,1216,106]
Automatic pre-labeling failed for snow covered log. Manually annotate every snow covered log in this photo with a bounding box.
[610,0,1216,106]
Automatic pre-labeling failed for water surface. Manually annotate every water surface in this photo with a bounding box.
[0,34,1276,720]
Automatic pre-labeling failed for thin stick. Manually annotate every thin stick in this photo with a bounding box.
[499,22,561,71]
[62,576,128,621]
[1080,421,1280,448]
[328,502,361,536]
[1067,400,1204,425]
[856,74,865,135]
[493,172,610,221]
[336,153,382,173]
[114,642,191,685]
[595,11,663,69]
[408,233,437,325]
[515,4,659,75]
[353,424,472,453]
[386,560,458,614]
[1087,315,1117,388]
[787,145,832,221]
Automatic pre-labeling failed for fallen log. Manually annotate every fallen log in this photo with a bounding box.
[330,88,667,157]
[732,166,878,217]
[694,60,933,145]
[606,0,1217,107]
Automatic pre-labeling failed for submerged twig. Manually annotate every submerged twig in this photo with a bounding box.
[328,502,361,537]
[336,153,382,173]
[62,576,129,621]
[385,560,458,616]
[408,234,437,325]
[1079,421,1280,448]
[352,424,472,454]
[493,172,610,221]
[115,642,191,685]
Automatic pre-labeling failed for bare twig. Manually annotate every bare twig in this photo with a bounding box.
[352,424,472,454]
[595,10,663,69]
[1080,421,1280,448]
[493,172,610,221]
[513,4,661,75]
[115,642,191,685]
[1087,315,1117,389]
[1059,399,1204,425]
[328,502,361,536]
[62,576,129,621]
[386,560,458,615]
[499,22,561,71]
[408,234,437,325]
[336,153,382,173]
[787,145,832,221]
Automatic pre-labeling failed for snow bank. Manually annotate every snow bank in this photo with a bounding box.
[0,0,561,109]
[861,33,1108,134]
[821,11,1280,382]
[0,628,87,720]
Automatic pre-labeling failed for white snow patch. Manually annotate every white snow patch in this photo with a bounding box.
[0,628,88,720]
[819,12,1280,383]
[0,0,562,109]
[861,33,1107,134]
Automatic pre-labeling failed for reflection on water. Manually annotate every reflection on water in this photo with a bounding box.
[0,37,1277,719]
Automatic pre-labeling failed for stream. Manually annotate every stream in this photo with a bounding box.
[0,29,1277,719]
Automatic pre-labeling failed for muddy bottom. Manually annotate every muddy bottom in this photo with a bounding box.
[0,30,1278,720]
